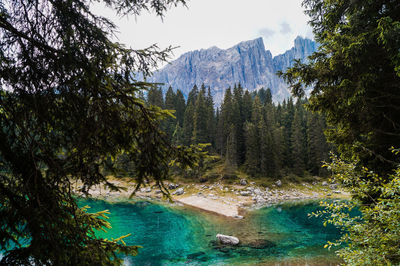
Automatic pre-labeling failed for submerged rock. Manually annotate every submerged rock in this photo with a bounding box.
[216,234,240,245]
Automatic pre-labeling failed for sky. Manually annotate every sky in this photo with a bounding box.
[92,0,313,62]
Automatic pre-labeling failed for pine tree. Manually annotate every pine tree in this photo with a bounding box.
[187,84,198,106]
[245,96,263,176]
[175,89,186,127]
[147,87,164,108]
[164,86,176,138]
[242,90,253,123]
[183,103,195,145]
[182,85,198,145]
[291,108,306,175]
[233,83,245,165]
[225,125,237,168]
[193,88,208,143]
[307,113,329,175]
[206,87,216,146]
[219,87,234,156]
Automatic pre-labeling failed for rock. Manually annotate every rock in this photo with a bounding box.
[216,234,240,245]
[246,186,255,192]
[144,187,152,193]
[322,181,328,186]
[240,179,248,186]
[148,37,317,105]
[330,183,338,189]
[333,190,341,194]
[240,190,251,196]
[254,188,262,195]
[168,183,179,189]
[254,195,266,203]
[234,215,244,219]
[155,190,162,194]
[173,188,184,195]
[275,180,282,187]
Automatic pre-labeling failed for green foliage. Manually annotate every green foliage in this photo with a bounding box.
[282,0,400,175]
[152,81,331,179]
[0,0,206,264]
[312,155,400,265]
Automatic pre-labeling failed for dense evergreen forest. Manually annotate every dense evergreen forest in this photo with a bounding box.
[146,84,331,178]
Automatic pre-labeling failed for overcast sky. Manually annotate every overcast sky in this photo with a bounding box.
[93,0,313,62]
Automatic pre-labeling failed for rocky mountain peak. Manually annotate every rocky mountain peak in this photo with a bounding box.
[148,36,318,105]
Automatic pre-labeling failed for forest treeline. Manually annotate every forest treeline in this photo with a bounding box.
[146,83,331,178]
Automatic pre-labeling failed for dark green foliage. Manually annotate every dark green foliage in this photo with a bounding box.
[163,86,176,138]
[175,90,186,126]
[193,86,208,143]
[0,0,211,264]
[282,0,400,263]
[291,109,306,176]
[282,0,400,176]
[313,155,400,264]
[158,82,331,179]
[147,87,164,108]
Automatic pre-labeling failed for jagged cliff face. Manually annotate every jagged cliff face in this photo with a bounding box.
[149,36,318,104]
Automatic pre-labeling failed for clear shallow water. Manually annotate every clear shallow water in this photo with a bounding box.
[77,199,342,265]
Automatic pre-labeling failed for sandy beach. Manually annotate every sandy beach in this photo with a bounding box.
[178,195,240,217]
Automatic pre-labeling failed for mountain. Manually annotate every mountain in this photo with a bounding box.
[148,36,318,104]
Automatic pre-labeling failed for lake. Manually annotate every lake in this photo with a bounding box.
[78,198,342,265]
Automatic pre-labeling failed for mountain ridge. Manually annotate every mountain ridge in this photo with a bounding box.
[148,36,318,104]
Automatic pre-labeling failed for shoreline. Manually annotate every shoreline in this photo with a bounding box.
[73,178,350,218]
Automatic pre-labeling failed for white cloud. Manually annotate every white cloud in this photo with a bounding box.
[91,0,313,59]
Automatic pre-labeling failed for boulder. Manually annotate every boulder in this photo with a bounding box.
[254,188,262,195]
[329,183,338,189]
[216,234,239,245]
[254,195,266,203]
[173,188,184,195]
[240,190,251,196]
[240,179,248,186]
[168,183,179,189]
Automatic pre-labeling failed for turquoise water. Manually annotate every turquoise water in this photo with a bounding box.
[78,199,342,265]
